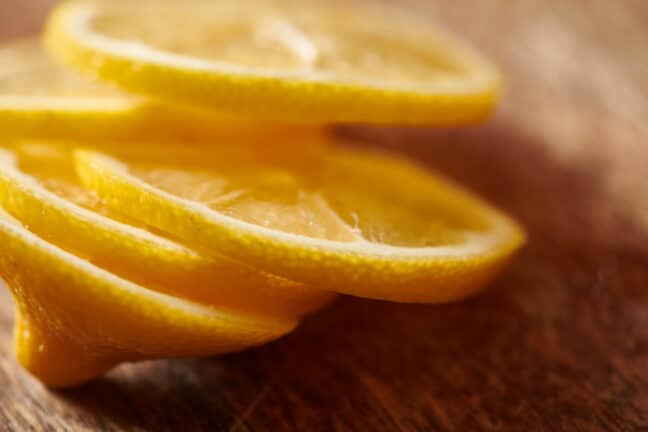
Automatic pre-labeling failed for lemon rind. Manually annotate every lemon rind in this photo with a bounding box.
[75,148,525,302]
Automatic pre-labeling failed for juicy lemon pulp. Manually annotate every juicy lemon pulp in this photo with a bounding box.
[75,139,525,303]
[46,0,501,124]
[128,151,472,246]
[93,2,464,85]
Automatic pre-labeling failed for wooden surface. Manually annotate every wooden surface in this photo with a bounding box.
[2,0,648,431]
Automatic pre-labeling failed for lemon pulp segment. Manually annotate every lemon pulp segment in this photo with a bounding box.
[46,0,501,124]
[75,141,525,303]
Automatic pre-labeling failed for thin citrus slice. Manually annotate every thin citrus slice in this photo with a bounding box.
[0,142,333,318]
[0,207,294,388]
[75,141,525,303]
[0,38,324,140]
[45,0,501,124]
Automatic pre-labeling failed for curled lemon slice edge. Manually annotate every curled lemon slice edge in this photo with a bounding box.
[0,207,295,388]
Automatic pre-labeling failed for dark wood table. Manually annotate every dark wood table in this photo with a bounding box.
[2,1,648,430]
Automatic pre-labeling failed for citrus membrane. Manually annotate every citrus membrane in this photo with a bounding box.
[0,142,334,318]
[46,0,502,124]
[0,38,325,139]
[0,207,294,388]
[75,140,525,303]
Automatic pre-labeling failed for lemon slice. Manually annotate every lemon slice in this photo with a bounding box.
[46,0,501,124]
[0,38,324,140]
[0,207,294,388]
[0,142,333,318]
[75,141,525,303]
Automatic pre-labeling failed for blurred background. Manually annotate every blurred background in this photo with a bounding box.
[0,0,55,39]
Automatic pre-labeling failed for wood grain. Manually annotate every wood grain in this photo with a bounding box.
[2,0,648,430]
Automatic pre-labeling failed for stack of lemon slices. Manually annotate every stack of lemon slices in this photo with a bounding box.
[0,0,524,388]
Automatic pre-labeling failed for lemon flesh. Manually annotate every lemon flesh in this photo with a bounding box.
[75,139,525,303]
[46,0,501,124]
